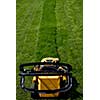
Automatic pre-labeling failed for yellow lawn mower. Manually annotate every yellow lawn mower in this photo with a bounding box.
[19,57,72,99]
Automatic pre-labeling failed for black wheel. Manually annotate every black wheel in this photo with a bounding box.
[31,92,39,99]
[31,82,39,99]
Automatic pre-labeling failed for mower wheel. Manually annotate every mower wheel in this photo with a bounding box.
[31,92,39,99]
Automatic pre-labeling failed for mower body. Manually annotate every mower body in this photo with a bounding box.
[19,57,72,98]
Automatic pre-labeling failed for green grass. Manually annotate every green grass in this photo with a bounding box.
[16,0,83,100]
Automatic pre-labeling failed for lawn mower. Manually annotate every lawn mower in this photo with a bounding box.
[19,57,72,98]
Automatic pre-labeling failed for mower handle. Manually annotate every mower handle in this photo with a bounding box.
[20,76,25,89]
[19,62,72,93]
[19,62,72,72]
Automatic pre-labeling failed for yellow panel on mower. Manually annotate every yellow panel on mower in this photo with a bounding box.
[41,57,59,63]
[38,76,60,97]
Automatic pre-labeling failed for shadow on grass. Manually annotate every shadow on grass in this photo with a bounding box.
[62,77,83,100]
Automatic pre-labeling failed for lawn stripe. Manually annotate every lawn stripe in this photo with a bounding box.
[16,0,45,100]
[16,0,30,16]
[55,0,68,62]
[55,0,83,99]
[63,0,83,95]
[16,2,37,65]
[33,0,45,62]
[17,0,44,65]
[16,0,36,30]
[35,0,58,61]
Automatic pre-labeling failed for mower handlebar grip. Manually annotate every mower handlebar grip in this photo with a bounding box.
[20,76,25,89]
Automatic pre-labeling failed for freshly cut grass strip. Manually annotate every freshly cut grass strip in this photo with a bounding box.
[33,0,45,62]
[36,0,58,60]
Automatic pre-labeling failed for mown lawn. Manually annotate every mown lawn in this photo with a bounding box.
[16,0,83,100]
